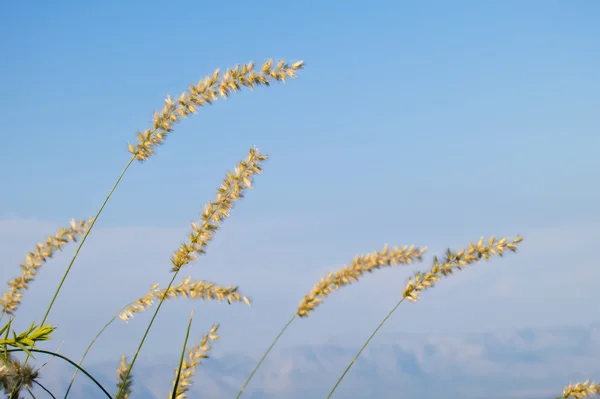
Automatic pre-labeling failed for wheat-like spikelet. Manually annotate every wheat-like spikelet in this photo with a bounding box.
[402,236,523,302]
[118,277,251,322]
[0,219,93,316]
[560,380,600,398]
[115,354,133,399]
[170,324,220,399]
[127,59,303,162]
[169,147,267,273]
[297,245,426,317]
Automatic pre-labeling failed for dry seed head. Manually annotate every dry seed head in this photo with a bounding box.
[170,324,220,399]
[0,355,39,393]
[115,354,133,399]
[127,59,303,161]
[170,147,267,273]
[402,236,523,302]
[297,245,426,317]
[561,380,600,398]
[119,278,250,323]
[0,218,93,316]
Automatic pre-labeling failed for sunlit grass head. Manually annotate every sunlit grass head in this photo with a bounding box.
[0,219,93,317]
[119,278,251,323]
[403,236,523,302]
[170,147,268,273]
[128,60,304,162]
[297,244,426,317]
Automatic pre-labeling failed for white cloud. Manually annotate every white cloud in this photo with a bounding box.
[0,217,598,366]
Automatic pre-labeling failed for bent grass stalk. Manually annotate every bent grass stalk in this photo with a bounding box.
[115,148,267,399]
[325,235,524,398]
[235,244,426,398]
[5,348,112,399]
[31,380,54,398]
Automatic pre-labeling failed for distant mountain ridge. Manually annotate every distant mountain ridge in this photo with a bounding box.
[34,322,600,399]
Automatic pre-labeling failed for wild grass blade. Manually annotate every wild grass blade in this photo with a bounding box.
[171,311,194,399]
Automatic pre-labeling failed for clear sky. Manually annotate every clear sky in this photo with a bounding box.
[1,0,599,380]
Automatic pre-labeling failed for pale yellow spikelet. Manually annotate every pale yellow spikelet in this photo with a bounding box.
[0,218,94,316]
[127,59,304,161]
[560,380,600,398]
[402,236,523,302]
[297,245,427,317]
[115,354,133,399]
[169,147,268,273]
[118,278,251,323]
[170,324,220,399]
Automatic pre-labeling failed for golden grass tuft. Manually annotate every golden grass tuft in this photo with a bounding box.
[119,277,251,323]
[170,324,220,399]
[297,245,426,317]
[170,147,268,273]
[0,219,93,317]
[127,59,304,162]
[115,354,133,399]
[560,380,600,399]
[403,236,523,302]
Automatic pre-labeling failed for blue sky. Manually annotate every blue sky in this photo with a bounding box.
[1,0,599,392]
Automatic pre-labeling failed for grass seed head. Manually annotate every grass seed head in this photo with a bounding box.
[561,380,600,398]
[297,245,426,317]
[169,147,267,273]
[119,278,250,323]
[171,324,220,399]
[0,218,93,316]
[115,354,133,399]
[128,59,303,162]
[402,236,523,302]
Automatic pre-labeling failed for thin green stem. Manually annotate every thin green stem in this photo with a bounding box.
[114,271,179,399]
[33,380,56,399]
[6,348,112,399]
[235,313,297,399]
[325,297,406,399]
[171,311,194,399]
[39,155,136,328]
[63,312,121,398]
[23,156,135,368]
